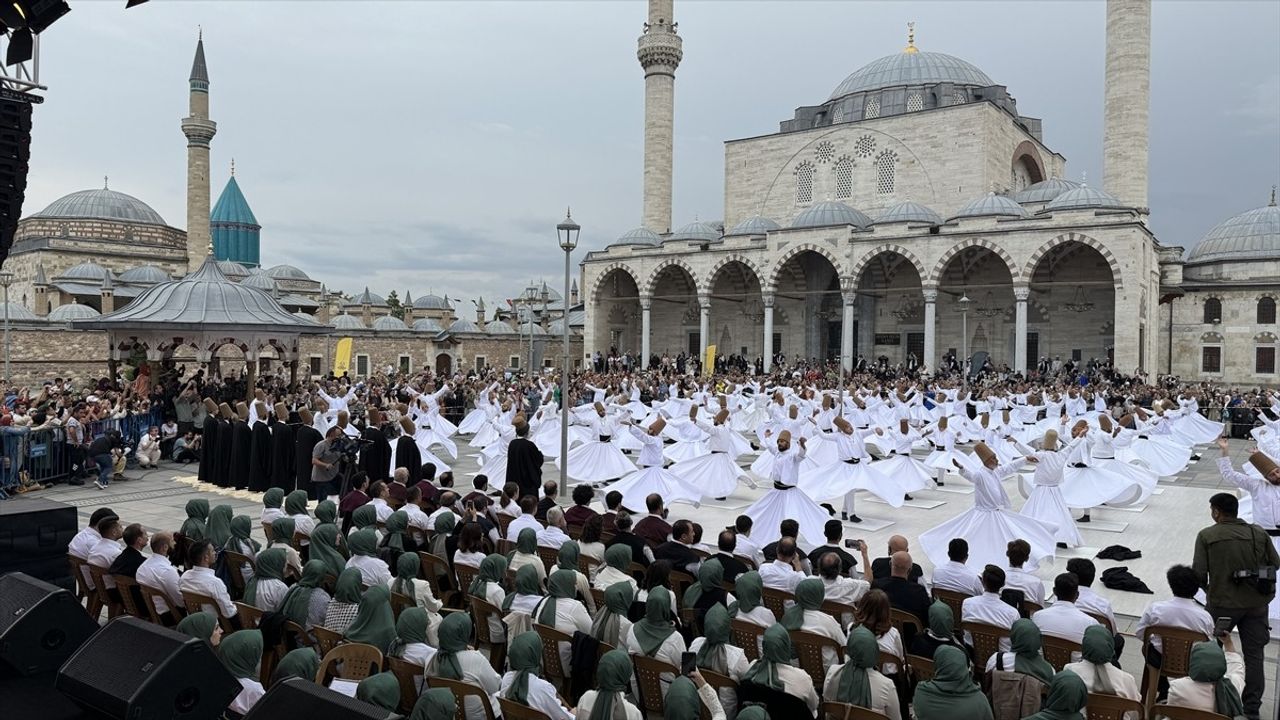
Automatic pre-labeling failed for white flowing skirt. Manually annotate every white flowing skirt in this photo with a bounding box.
[469,422,499,448]
[919,506,1058,571]
[1117,436,1191,477]
[924,448,980,474]
[1172,412,1224,445]
[669,452,746,498]
[743,487,832,547]
[418,447,452,475]
[664,440,710,464]
[870,454,934,489]
[1060,462,1155,508]
[798,459,906,506]
[732,406,769,434]
[417,428,458,460]
[1020,484,1084,546]
[612,466,704,510]
[476,450,506,479]
[559,440,637,483]
[457,408,490,435]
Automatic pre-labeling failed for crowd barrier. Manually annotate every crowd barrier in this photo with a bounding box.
[1,409,164,496]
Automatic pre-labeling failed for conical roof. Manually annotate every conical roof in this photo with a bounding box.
[211,176,259,227]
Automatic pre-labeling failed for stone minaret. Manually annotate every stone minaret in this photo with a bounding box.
[32,262,48,316]
[1102,0,1150,211]
[182,31,217,271]
[637,0,681,234]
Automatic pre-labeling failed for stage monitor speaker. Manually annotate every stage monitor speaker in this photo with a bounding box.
[0,496,78,585]
[55,616,239,720]
[242,677,389,720]
[0,572,97,676]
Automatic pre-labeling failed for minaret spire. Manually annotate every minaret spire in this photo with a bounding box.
[182,30,217,272]
[637,0,681,235]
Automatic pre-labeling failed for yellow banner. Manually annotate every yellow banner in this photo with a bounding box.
[703,344,716,377]
[333,337,353,376]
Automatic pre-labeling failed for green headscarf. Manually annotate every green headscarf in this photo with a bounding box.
[352,503,378,530]
[334,567,364,604]
[180,498,209,540]
[279,560,327,626]
[682,558,724,609]
[470,554,509,597]
[218,629,262,680]
[728,571,763,615]
[503,564,544,612]
[834,626,878,707]
[631,586,677,657]
[271,647,320,685]
[384,510,409,552]
[345,585,397,653]
[285,489,310,516]
[912,646,992,720]
[588,650,634,720]
[244,547,287,606]
[537,569,578,626]
[410,687,457,720]
[177,611,218,642]
[309,524,347,577]
[695,604,731,673]
[1188,640,1247,718]
[206,505,233,547]
[348,528,378,557]
[515,527,537,556]
[590,582,635,647]
[741,624,792,690]
[270,517,295,548]
[263,488,284,511]
[664,676,701,720]
[1024,669,1087,720]
[781,577,824,630]
[503,631,543,705]
[736,707,769,720]
[557,540,580,572]
[1010,618,1055,686]
[604,543,631,572]
[396,607,430,649]
[1079,624,1116,694]
[926,600,954,640]
[227,515,262,554]
[392,551,421,598]
[314,499,337,526]
[356,671,400,711]
[435,511,456,535]
[432,612,471,680]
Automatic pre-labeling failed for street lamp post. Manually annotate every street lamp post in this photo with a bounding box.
[556,209,580,497]
[0,272,13,385]
[958,293,971,391]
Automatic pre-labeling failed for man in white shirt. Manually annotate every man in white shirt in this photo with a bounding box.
[69,508,117,588]
[1031,573,1099,646]
[178,539,237,621]
[367,482,394,523]
[506,496,544,541]
[403,486,432,545]
[135,532,183,624]
[428,491,461,530]
[1134,564,1215,659]
[1066,557,1125,657]
[86,517,124,591]
[961,565,1021,651]
[732,515,765,567]
[759,537,804,593]
[536,507,571,550]
[932,538,984,597]
[817,549,870,629]
[1003,538,1045,606]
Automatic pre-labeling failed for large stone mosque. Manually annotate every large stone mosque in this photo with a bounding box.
[580,0,1280,383]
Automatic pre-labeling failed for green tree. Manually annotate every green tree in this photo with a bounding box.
[386,289,404,319]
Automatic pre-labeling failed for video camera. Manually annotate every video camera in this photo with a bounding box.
[331,434,372,458]
[1231,566,1277,594]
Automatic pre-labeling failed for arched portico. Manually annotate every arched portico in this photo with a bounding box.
[770,248,842,365]
[590,266,642,359]
[1026,239,1117,368]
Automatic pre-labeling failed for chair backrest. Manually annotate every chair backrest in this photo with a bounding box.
[739,680,819,718]
[1022,600,1044,618]
[668,569,696,601]
[1149,704,1231,720]
[67,556,90,603]
[930,589,970,635]
[821,599,858,627]
[679,607,700,637]
[262,523,275,544]
[536,546,560,573]
[820,700,891,720]
[418,551,458,605]
[235,601,264,629]
[223,550,256,595]
[496,514,514,538]
[283,620,312,648]
[181,590,234,632]
[790,629,846,689]
[631,652,679,716]
[533,623,572,687]
[961,620,1010,670]
[455,564,480,596]
[387,655,426,715]
[86,564,119,618]
[496,538,515,556]
[316,642,384,683]
[876,650,901,676]
[390,591,414,620]
[138,582,180,625]
[889,608,921,641]
[566,523,584,541]
[1141,625,1211,711]
[112,575,145,619]
[1084,610,1114,634]
[626,561,648,583]
[905,653,934,683]
[590,588,606,611]
[497,696,554,720]
[760,587,793,620]
[1084,692,1145,720]
[290,531,307,553]
[578,555,600,578]
[729,618,765,661]
[734,554,757,570]
[1039,634,1081,672]
[429,676,499,720]
[311,626,345,657]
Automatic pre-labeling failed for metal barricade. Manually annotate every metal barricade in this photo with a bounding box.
[0,409,162,496]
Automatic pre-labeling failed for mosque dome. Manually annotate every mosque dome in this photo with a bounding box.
[292,312,322,325]
[57,261,114,282]
[791,201,873,230]
[1013,178,1081,205]
[265,264,312,281]
[829,50,994,101]
[666,220,721,243]
[1043,184,1128,212]
[725,215,781,236]
[950,192,1030,220]
[116,265,171,284]
[331,313,366,329]
[240,272,278,292]
[47,303,101,322]
[372,315,408,331]
[344,288,387,307]
[447,318,481,334]
[33,187,167,225]
[412,317,445,333]
[215,260,250,279]
[485,321,517,335]
[610,227,662,247]
[1186,197,1280,265]
[874,201,942,225]
[413,294,453,310]
[0,302,37,321]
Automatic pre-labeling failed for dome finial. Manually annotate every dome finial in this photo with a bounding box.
[230,158,235,177]
[103,175,108,190]
[1081,170,1087,187]
[904,22,918,54]
[1271,185,1277,207]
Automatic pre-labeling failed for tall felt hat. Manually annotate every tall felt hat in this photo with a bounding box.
[254,388,266,402]
[594,401,605,414]
[899,418,909,434]
[253,401,269,419]
[974,442,997,465]
[399,417,415,435]
[274,402,289,422]
[235,402,249,421]
[833,416,852,433]
[980,413,990,428]
[714,408,730,425]
[1002,409,1011,425]
[1119,413,1135,429]
[337,410,350,424]
[1042,429,1059,451]
[203,398,219,415]
[1250,451,1279,478]
[218,402,234,420]
[299,408,314,425]
[1072,420,1089,436]
[648,416,666,435]
[368,407,382,426]
[938,416,948,430]
[777,430,792,443]
[1098,414,1112,433]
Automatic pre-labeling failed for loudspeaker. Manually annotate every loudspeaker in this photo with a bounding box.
[0,497,78,585]
[0,572,97,676]
[0,95,31,267]
[243,678,388,720]
[56,617,239,720]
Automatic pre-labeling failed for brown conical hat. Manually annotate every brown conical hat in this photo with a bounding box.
[714,408,730,425]
[1072,420,1089,436]
[1135,407,1150,420]
[1119,414,1135,429]
[777,430,792,443]
[397,403,409,414]
[649,416,666,435]
[337,410,349,425]
[974,442,997,465]
[833,416,852,433]
[1098,414,1112,433]
[1002,409,1011,425]
[368,407,382,426]
[253,401,269,419]
[899,418,909,434]
[255,388,266,402]
[1029,394,1042,406]
[594,401,605,414]
[299,408,314,425]
[689,405,698,420]
[980,413,990,428]
[399,417,415,435]
[1250,451,1279,478]
[1042,429,1059,451]
[203,398,219,415]
[853,396,866,410]
[789,405,798,419]
[822,395,833,410]
[274,402,289,422]
[938,416,948,430]
[235,402,249,421]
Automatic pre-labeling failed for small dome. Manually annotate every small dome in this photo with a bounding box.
[875,201,942,225]
[1186,199,1280,264]
[666,220,721,243]
[57,261,113,282]
[950,193,1030,220]
[485,321,517,335]
[292,311,322,325]
[215,260,250,279]
[829,50,994,101]
[48,303,100,322]
[33,188,167,225]
[331,313,366,329]
[610,227,662,247]
[1043,184,1128,212]
[116,265,171,284]
[344,288,387,307]
[0,302,37,321]
[265,264,312,281]
[372,314,408,331]
[1013,178,1081,204]
[726,215,781,236]
[447,318,481,334]
[413,294,453,310]
[792,201,873,229]
[240,272,278,291]
[412,317,445,333]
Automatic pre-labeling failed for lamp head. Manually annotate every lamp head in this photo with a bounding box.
[557,208,580,251]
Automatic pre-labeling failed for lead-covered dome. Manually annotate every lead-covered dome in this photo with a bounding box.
[265,264,312,281]
[412,317,445,333]
[1186,198,1280,265]
[372,315,408,331]
[240,272,278,292]
[829,51,993,101]
[48,303,101,322]
[666,221,721,243]
[791,201,873,230]
[726,215,781,236]
[0,302,37,321]
[1043,184,1127,212]
[610,227,662,247]
[57,261,113,282]
[331,313,365,329]
[1013,178,1081,205]
[447,318,481,334]
[117,265,171,284]
[485,321,516,335]
[950,192,1030,220]
[875,201,941,225]
[413,294,453,310]
[33,188,167,225]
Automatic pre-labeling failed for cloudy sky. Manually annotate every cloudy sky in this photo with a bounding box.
[18,0,1280,307]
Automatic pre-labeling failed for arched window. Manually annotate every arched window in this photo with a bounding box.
[834,157,854,199]
[948,91,967,106]
[795,161,815,205]
[832,104,845,124]
[864,97,880,119]
[1203,298,1222,324]
[874,150,898,195]
[1259,297,1276,324]
[906,93,923,112]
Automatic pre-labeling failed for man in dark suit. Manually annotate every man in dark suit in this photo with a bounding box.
[808,519,860,577]
[535,480,558,522]
[634,494,672,546]
[871,534,924,584]
[601,491,629,533]
[108,523,149,610]
[872,550,932,646]
[504,419,543,499]
[654,519,701,574]
[762,519,811,573]
[605,511,651,566]
[711,529,750,582]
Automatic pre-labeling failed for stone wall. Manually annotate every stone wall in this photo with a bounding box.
[1163,286,1280,385]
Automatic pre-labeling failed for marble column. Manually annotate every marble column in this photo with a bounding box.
[639,293,652,364]
[762,292,775,372]
[922,287,938,371]
[698,293,711,355]
[841,291,856,372]
[1014,285,1030,373]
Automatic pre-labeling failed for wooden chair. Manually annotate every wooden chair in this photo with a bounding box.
[311,626,345,657]
[1084,692,1145,720]
[470,596,506,672]
[68,556,91,607]
[535,546,560,574]
[566,524,584,541]
[589,588,607,611]
[283,620,312,648]
[235,601,264,629]
[290,531,308,554]
[429,676,499,720]
[498,697,554,720]
[454,564,479,596]
[223,550,256,600]
[1140,626,1209,711]
[626,561,648,583]
[821,599,858,629]
[533,623,573,694]
[112,575,145,619]
[1084,610,1115,634]
[418,551,458,607]
[578,555,599,578]
[1022,600,1044,617]
[790,629,846,692]
[262,523,275,544]
[889,608,921,640]
[138,583,182,625]
[1149,705,1230,720]
[679,607,700,637]
[1040,634,1082,672]
[820,700,890,720]
[906,653,934,683]
[668,570,696,601]
[496,514,514,539]
[86,565,122,620]
[390,591,415,620]
[730,618,765,661]
[180,590,235,633]
[315,642,384,684]
[760,587,793,620]
[698,668,737,717]
[733,554,757,570]
[961,621,1010,671]
[631,653,678,718]
[387,655,425,715]
[876,650,903,676]
[496,538,515,556]
[930,589,970,636]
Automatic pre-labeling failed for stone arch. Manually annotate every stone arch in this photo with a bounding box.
[641,258,699,298]
[849,244,928,286]
[1021,233,1124,290]
[928,238,1020,285]
[767,243,846,290]
[588,262,641,303]
[1011,140,1046,185]
[699,253,765,295]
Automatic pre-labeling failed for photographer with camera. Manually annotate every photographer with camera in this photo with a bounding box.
[310,426,344,501]
[1192,491,1280,719]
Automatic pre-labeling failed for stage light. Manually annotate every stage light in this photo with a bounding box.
[5,26,32,66]
[125,0,148,7]
[15,0,71,35]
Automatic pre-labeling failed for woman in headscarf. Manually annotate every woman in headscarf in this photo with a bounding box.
[689,605,750,717]
[503,564,547,616]
[469,554,509,642]
[625,587,686,689]
[381,509,414,569]
[355,671,400,714]
[261,488,286,529]
[285,489,315,539]
[780,577,845,672]
[179,498,209,541]
[313,499,338,528]
[663,674,727,720]
[499,632,573,720]
[534,569,593,674]
[268,516,303,578]
[345,585,397,654]
[410,687,458,720]
[323,567,365,634]
[556,540,596,613]
[908,600,970,663]
[682,559,735,631]
[346,528,392,586]
[219,628,265,715]
[224,515,261,584]
[1167,638,1247,716]
[589,582,635,648]
[912,645,993,720]
[426,511,453,561]
[350,503,382,540]
[387,550,443,621]
[739,624,819,716]
[727,571,773,628]
[1062,624,1140,713]
[984,618,1055,686]
[205,505,234,547]
[392,606,437,669]
[278,559,332,631]
[244,547,289,612]
[593,544,638,595]
[428,613,502,720]
[855,589,903,675]
[309,523,348,579]
[822,626,901,720]
[176,611,221,647]
[1023,669,1088,720]
[574,650,642,720]
[507,528,548,583]
[270,647,319,686]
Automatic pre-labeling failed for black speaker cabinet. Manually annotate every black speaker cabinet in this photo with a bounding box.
[56,616,239,720]
[0,572,97,675]
[243,677,389,720]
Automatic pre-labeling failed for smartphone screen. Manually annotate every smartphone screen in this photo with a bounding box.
[680,651,697,676]
[1214,617,1233,637]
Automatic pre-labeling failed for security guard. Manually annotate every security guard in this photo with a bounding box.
[1193,492,1280,720]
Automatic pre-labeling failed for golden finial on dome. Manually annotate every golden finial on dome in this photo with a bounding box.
[904,22,918,54]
